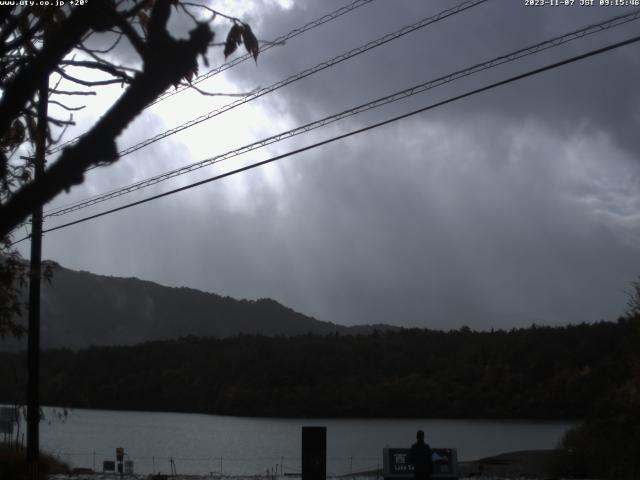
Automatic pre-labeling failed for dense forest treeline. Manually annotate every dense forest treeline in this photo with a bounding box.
[1,319,639,420]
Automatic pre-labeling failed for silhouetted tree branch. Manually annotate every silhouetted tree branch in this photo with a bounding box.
[0,22,213,235]
[0,0,260,337]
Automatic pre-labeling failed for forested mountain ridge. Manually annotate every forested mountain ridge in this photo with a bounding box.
[4,262,393,350]
[1,319,638,419]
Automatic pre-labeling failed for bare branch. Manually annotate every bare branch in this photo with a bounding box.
[179,4,200,25]
[49,70,65,94]
[1,11,52,57]
[47,116,75,127]
[50,89,96,96]
[0,4,95,138]
[3,143,22,165]
[0,8,31,50]
[77,45,139,73]
[55,67,128,87]
[110,10,146,57]
[0,5,214,238]
[59,59,136,81]
[182,2,242,23]
[0,12,22,45]
[49,120,73,147]
[48,100,85,112]
[80,32,124,54]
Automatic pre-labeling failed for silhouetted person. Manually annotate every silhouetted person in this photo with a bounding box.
[409,430,432,480]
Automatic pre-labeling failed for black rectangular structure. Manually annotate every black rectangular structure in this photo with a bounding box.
[302,426,326,480]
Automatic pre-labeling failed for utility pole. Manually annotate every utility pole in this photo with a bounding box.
[27,75,48,480]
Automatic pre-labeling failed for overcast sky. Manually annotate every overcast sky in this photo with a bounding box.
[18,0,640,330]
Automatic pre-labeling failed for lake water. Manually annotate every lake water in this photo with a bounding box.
[18,407,573,476]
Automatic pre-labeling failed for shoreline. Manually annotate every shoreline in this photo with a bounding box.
[459,449,557,478]
[44,449,560,479]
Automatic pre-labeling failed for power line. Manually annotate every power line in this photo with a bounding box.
[96,0,490,160]
[44,9,640,218]
[43,0,489,214]
[151,0,377,105]
[48,0,377,155]
[11,32,639,246]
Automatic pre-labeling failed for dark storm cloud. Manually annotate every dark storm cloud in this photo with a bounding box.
[31,0,640,330]
[43,115,640,328]
[234,0,640,152]
[266,119,639,328]
[208,0,640,327]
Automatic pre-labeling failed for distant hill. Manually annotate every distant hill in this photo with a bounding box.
[4,262,394,350]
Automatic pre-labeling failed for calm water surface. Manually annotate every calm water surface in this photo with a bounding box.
[24,407,573,476]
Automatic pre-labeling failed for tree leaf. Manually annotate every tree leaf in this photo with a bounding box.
[183,63,198,84]
[1,120,26,149]
[241,24,259,63]
[223,23,243,59]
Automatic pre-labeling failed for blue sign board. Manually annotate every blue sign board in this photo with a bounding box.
[383,448,458,480]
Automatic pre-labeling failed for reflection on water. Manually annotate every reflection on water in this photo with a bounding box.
[27,407,573,476]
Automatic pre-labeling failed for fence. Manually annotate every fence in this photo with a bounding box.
[51,452,382,477]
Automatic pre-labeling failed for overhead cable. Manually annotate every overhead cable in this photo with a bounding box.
[152,0,378,105]
[96,0,490,159]
[11,32,639,246]
[48,0,377,154]
[44,9,640,218]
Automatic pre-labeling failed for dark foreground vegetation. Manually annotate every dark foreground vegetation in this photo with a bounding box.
[0,442,68,479]
[1,318,638,419]
[550,375,640,479]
